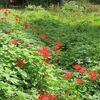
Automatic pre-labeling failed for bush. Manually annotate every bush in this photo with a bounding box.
[61,1,85,14]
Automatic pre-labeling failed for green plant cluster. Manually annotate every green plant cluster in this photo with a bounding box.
[25,4,100,69]
[0,3,100,100]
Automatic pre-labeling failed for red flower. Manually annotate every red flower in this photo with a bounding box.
[72,64,82,71]
[10,39,19,45]
[89,71,98,81]
[0,17,6,21]
[38,47,49,52]
[3,10,10,16]
[24,22,29,28]
[89,75,98,81]
[0,7,4,10]
[89,71,97,76]
[45,60,52,64]
[40,35,47,39]
[76,78,84,85]
[40,52,51,58]
[72,64,87,74]
[46,38,51,40]
[16,59,25,68]
[53,45,60,50]
[38,47,51,58]
[78,67,87,74]
[38,93,57,100]
[15,15,21,22]
[40,35,51,40]
[53,42,62,50]
[6,29,13,33]
[4,11,8,16]
[54,50,60,54]
[63,72,73,79]
[56,42,62,46]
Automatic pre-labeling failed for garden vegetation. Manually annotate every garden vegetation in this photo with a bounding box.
[0,0,100,100]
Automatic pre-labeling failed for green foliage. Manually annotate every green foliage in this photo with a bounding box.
[26,16,100,69]
[26,5,45,11]
[0,2,100,100]
[61,1,85,14]
[90,0,100,4]
[0,0,100,8]
[0,0,9,7]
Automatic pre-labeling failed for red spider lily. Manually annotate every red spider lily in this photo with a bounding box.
[76,78,84,85]
[72,64,87,74]
[0,7,4,10]
[63,72,73,79]
[39,51,51,58]
[10,39,19,45]
[89,71,98,81]
[45,60,52,64]
[89,75,98,81]
[3,10,10,16]
[89,71,97,76]
[4,11,8,16]
[24,22,29,29]
[72,64,82,71]
[15,15,21,22]
[6,29,13,33]
[54,50,60,54]
[53,45,61,50]
[38,47,49,52]
[0,17,6,21]
[40,35,47,39]
[78,67,87,74]
[56,42,62,46]
[38,93,57,100]
[53,42,62,50]
[38,47,51,58]
[40,35,51,40]
[46,38,51,40]
[16,59,25,68]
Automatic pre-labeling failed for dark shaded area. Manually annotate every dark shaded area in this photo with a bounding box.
[7,0,64,6]
[8,0,26,6]
[49,0,65,5]
[0,0,100,8]
[90,0,100,4]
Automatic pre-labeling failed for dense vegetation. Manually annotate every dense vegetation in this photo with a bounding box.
[26,0,100,5]
[0,0,100,7]
[0,0,100,100]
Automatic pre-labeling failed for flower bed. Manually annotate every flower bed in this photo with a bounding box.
[0,6,100,100]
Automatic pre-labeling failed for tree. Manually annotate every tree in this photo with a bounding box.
[90,0,100,4]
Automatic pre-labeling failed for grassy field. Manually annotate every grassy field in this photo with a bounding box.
[0,2,100,100]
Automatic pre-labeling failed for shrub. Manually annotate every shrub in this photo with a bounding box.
[61,1,85,14]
